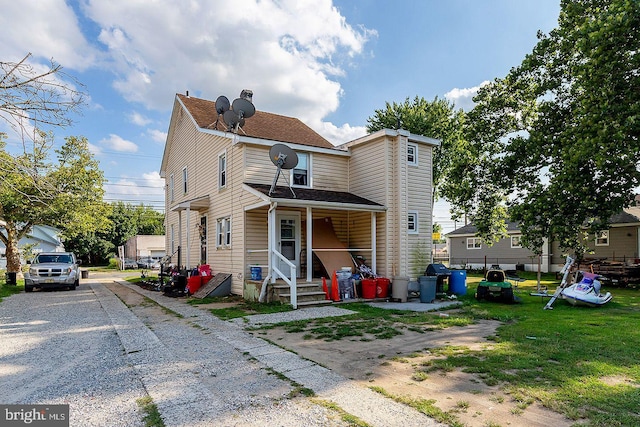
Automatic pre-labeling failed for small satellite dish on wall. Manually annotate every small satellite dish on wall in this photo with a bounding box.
[268,143,298,197]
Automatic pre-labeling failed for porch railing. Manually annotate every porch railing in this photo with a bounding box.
[271,250,297,309]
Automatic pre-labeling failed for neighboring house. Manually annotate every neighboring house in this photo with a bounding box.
[161,93,439,304]
[447,204,640,273]
[124,235,166,260]
[0,223,65,269]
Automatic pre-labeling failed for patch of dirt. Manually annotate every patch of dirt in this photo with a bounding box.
[250,318,572,427]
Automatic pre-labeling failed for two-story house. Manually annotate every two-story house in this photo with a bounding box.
[161,92,439,306]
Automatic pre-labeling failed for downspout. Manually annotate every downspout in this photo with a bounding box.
[258,201,277,302]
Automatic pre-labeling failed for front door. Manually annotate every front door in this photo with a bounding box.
[276,212,301,278]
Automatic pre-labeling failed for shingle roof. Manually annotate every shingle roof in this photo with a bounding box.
[177,94,335,149]
[446,221,521,236]
[245,183,383,207]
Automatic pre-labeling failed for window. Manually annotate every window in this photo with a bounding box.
[511,235,523,248]
[408,211,419,234]
[216,217,231,248]
[218,151,226,189]
[467,237,481,250]
[170,224,175,254]
[595,230,609,246]
[407,143,418,166]
[169,173,174,202]
[182,167,188,194]
[292,152,310,187]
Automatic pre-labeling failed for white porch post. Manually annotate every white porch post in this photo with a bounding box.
[178,211,183,268]
[186,206,191,269]
[306,207,312,283]
[371,212,377,274]
[269,204,277,283]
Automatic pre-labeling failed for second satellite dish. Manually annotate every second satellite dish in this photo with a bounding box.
[269,143,298,169]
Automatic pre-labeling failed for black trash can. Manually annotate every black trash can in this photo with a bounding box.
[5,272,17,285]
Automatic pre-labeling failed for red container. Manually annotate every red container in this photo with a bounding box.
[376,278,390,298]
[361,278,377,299]
[187,275,203,294]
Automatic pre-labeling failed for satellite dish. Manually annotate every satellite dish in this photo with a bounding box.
[268,144,298,197]
[269,143,298,169]
[215,96,230,114]
[232,97,256,119]
[223,110,245,129]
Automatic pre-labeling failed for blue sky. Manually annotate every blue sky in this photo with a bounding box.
[0,0,561,232]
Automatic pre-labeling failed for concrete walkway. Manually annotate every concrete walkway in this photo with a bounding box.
[105,280,446,427]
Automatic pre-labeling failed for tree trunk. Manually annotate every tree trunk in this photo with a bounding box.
[4,222,22,273]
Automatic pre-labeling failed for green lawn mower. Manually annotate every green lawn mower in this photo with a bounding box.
[475,269,517,303]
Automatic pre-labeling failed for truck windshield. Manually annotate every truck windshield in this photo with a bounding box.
[35,255,72,264]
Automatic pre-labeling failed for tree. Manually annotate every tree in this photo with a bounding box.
[0,133,108,272]
[1,53,85,142]
[366,96,467,199]
[443,0,640,254]
[64,202,164,265]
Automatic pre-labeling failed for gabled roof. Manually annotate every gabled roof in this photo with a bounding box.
[446,206,640,237]
[446,221,521,237]
[176,94,334,149]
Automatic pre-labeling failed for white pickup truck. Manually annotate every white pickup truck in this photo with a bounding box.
[24,252,81,292]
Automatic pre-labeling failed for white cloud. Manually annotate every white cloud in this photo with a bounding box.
[308,120,368,146]
[100,134,138,153]
[445,81,491,111]
[82,0,374,121]
[0,0,99,70]
[129,111,152,126]
[147,129,168,144]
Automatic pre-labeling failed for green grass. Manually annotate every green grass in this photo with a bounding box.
[428,274,640,426]
[136,396,165,427]
[206,300,294,320]
[0,276,24,302]
[248,272,640,426]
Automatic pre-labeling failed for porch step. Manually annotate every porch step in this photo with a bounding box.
[271,281,329,306]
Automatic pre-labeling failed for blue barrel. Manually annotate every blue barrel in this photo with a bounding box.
[250,266,262,281]
[449,270,467,295]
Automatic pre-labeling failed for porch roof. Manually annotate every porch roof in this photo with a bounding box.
[170,195,210,212]
[243,183,386,212]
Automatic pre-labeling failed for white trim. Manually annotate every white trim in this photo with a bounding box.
[291,152,312,188]
[467,237,482,250]
[511,235,523,248]
[595,230,609,246]
[408,211,419,234]
[407,143,418,166]
[218,149,227,190]
[182,166,188,194]
[169,173,174,202]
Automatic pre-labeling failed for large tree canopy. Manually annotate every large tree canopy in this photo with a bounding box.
[443,0,640,254]
[366,96,467,198]
[0,134,108,272]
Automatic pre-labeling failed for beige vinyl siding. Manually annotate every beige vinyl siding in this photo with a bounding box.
[407,142,433,278]
[312,153,349,191]
[244,144,276,184]
[348,137,392,277]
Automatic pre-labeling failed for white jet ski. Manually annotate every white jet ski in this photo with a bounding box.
[561,272,612,307]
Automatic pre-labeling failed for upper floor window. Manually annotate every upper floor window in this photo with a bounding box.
[407,143,418,166]
[182,167,188,194]
[408,211,419,234]
[511,235,523,248]
[218,151,227,189]
[292,152,310,187]
[595,230,609,246]
[169,173,174,202]
[467,237,481,250]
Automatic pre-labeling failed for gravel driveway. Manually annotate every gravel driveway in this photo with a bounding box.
[1,274,445,427]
